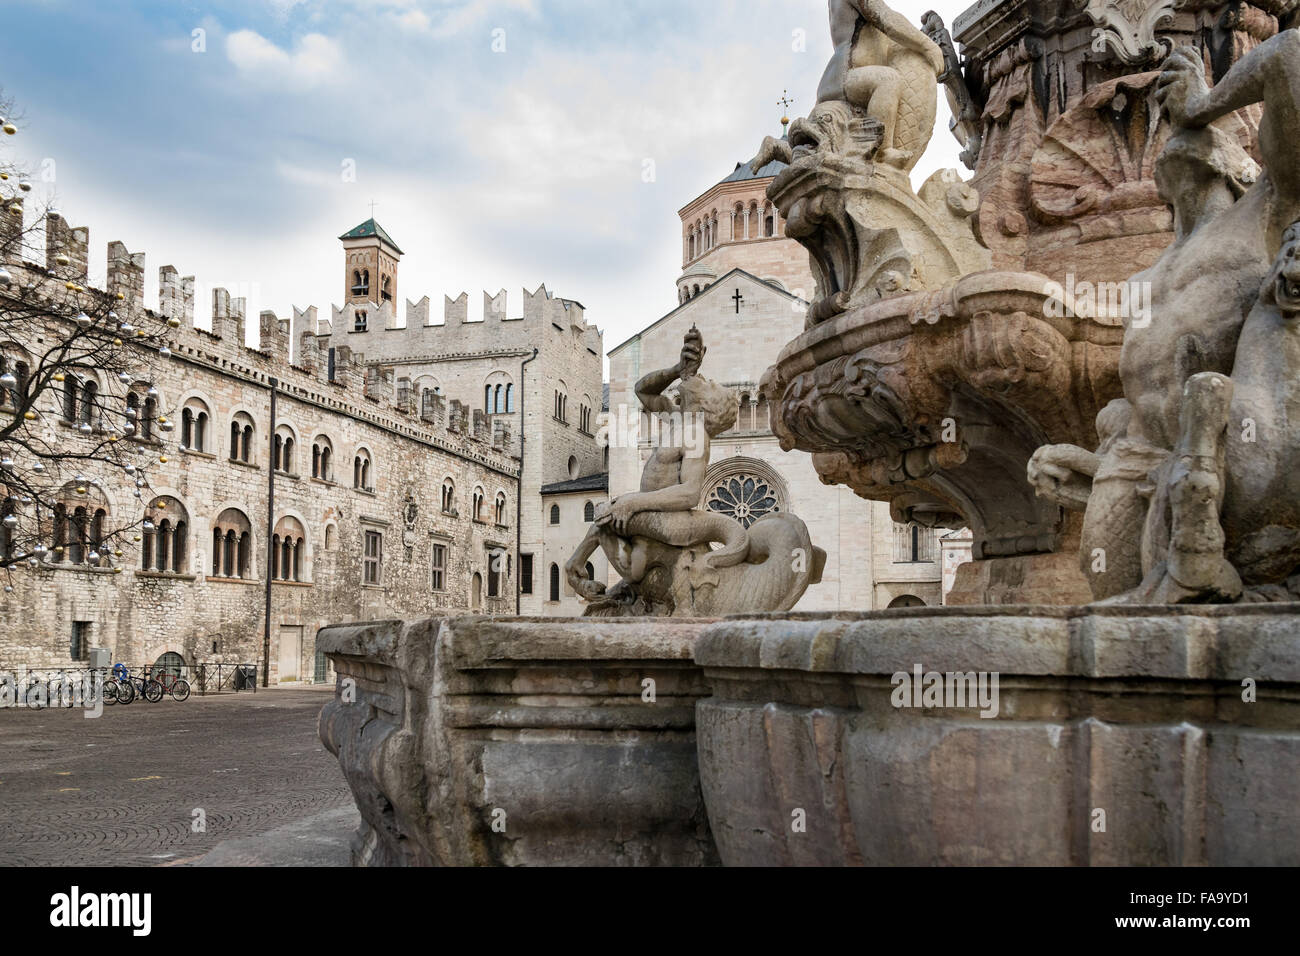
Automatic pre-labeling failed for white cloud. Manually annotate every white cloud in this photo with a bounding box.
[225,30,342,91]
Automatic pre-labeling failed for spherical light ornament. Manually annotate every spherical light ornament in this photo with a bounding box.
[123,423,135,435]
[113,549,122,557]
[0,372,16,389]
[108,311,118,322]
[33,544,46,556]
[54,253,69,267]
[2,515,17,528]
[135,478,144,488]
[75,486,87,495]
[3,123,16,135]
[0,267,11,286]
[115,292,124,300]
[7,203,21,215]
[78,423,92,435]
[23,411,35,421]
[113,337,122,346]
[125,408,137,420]
[158,455,168,463]
[118,372,131,384]
[76,312,91,329]
[18,180,32,192]
[159,420,173,432]
[124,464,136,475]
[31,462,44,474]
[88,550,99,562]
[146,386,159,398]
[52,373,64,383]
[155,500,166,510]
[132,535,140,542]
[0,457,13,470]
[159,346,171,358]
[27,557,37,568]
[133,489,142,499]
[4,586,12,594]
[166,318,180,329]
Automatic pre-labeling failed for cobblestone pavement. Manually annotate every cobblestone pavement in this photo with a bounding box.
[0,685,352,866]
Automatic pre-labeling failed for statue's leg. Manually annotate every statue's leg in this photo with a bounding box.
[1134,372,1242,601]
[844,65,906,164]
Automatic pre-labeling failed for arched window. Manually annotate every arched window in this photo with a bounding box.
[274,425,296,474]
[471,572,482,610]
[583,500,595,522]
[62,373,79,421]
[229,412,255,463]
[472,486,484,522]
[212,508,253,579]
[441,478,455,515]
[568,456,579,479]
[141,496,189,573]
[353,448,373,491]
[504,383,514,412]
[142,391,157,440]
[52,483,108,565]
[312,436,334,480]
[549,503,560,525]
[380,275,391,302]
[80,379,97,426]
[485,384,493,413]
[272,515,307,582]
[324,524,338,550]
[548,562,560,602]
[494,492,506,525]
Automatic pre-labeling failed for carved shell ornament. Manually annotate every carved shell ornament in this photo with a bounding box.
[1086,0,1177,63]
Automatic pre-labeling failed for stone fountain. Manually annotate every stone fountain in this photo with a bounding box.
[319,0,1300,866]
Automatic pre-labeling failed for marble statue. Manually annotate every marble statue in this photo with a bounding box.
[1029,32,1300,602]
[565,328,824,617]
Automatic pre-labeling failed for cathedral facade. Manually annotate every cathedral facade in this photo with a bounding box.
[608,148,961,610]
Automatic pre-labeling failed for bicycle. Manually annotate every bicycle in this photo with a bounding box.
[128,673,164,703]
[154,671,191,702]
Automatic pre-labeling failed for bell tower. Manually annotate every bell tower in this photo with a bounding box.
[339,215,403,310]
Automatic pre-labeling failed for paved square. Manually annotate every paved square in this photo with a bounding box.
[0,685,351,866]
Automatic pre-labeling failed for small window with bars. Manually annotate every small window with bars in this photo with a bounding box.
[431,542,446,592]
[363,530,382,584]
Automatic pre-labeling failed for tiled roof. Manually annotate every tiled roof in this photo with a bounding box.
[540,473,609,495]
[338,218,404,255]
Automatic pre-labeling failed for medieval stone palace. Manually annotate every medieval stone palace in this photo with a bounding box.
[0,212,602,680]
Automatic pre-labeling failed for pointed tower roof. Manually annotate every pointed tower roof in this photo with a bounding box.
[338,218,403,255]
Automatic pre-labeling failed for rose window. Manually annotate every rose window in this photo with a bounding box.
[705,474,780,528]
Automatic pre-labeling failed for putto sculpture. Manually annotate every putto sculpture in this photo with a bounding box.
[1029,33,1300,602]
[566,328,824,616]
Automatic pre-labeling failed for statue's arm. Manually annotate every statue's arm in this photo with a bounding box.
[634,362,682,414]
[853,0,944,71]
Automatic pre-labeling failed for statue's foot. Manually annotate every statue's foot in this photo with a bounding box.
[876,147,913,168]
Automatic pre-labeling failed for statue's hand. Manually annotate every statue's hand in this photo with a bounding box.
[603,497,638,536]
[1156,47,1211,128]
[1027,444,1096,511]
[680,329,705,378]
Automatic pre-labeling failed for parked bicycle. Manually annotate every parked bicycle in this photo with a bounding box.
[153,670,191,702]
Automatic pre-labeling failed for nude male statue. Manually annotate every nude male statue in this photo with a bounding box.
[816,0,945,169]
[564,327,745,605]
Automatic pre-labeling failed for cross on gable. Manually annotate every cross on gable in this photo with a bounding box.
[732,288,744,313]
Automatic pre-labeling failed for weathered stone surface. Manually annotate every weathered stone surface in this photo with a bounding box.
[694,604,1300,865]
[318,615,718,866]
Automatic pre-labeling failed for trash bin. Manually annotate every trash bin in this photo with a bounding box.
[235,665,258,691]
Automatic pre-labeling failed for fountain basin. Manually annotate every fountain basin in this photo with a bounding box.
[695,605,1300,865]
[318,615,719,866]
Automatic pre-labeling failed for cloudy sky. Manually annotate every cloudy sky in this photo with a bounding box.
[0,0,964,361]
